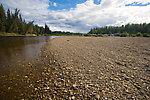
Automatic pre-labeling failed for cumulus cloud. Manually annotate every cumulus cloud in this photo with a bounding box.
[1,0,150,33]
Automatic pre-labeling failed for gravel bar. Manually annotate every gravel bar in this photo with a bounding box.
[33,37,150,99]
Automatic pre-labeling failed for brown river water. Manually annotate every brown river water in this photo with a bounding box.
[0,36,58,74]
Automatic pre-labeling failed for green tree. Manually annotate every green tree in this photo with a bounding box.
[9,8,20,33]
[45,23,51,34]
[33,25,40,35]
[6,9,11,32]
[0,4,6,32]
[25,21,34,34]
[18,14,25,34]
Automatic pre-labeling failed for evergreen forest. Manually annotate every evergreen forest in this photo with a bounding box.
[88,23,150,37]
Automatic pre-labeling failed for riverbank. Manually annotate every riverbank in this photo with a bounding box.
[0,32,37,36]
[0,37,150,99]
[0,32,83,36]
[33,37,150,99]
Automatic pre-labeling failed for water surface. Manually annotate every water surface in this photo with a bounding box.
[0,36,57,73]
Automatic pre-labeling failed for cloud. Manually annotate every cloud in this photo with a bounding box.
[53,2,57,7]
[49,1,57,7]
[1,0,150,33]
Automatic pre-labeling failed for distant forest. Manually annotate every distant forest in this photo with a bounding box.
[88,23,150,37]
[0,4,82,36]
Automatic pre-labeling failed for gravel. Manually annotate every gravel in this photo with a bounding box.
[33,37,150,99]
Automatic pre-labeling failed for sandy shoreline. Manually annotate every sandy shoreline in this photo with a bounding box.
[0,37,150,99]
[38,37,150,99]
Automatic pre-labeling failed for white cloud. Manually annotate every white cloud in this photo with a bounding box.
[1,0,150,33]
[53,2,57,7]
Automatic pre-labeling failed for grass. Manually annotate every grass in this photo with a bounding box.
[0,32,21,36]
[0,32,37,36]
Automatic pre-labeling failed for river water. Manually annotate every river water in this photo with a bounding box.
[0,36,57,72]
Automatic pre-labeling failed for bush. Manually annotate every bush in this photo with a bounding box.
[95,34,104,37]
[136,32,143,37]
[114,33,120,36]
[130,34,136,37]
[120,32,129,37]
[84,34,92,37]
[143,33,150,37]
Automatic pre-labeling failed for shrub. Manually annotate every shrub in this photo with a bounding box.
[95,34,104,37]
[120,32,129,37]
[84,34,92,37]
[143,33,150,37]
[114,33,120,36]
[130,34,136,37]
[136,32,143,37]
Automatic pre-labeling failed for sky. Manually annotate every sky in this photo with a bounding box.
[1,0,150,33]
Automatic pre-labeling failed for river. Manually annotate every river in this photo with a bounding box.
[0,36,58,74]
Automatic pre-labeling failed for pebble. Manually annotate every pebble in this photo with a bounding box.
[73,84,76,88]
[95,94,100,99]
[35,88,38,91]
[8,87,11,90]
[63,90,67,93]
[71,96,75,99]
[47,87,50,89]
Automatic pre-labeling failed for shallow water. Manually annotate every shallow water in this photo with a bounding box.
[0,36,58,72]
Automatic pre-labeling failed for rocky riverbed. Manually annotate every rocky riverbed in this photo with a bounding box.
[0,37,150,99]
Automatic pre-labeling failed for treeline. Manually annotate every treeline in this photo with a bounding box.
[50,31,82,36]
[0,4,48,35]
[0,4,82,36]
[88,23,150,37]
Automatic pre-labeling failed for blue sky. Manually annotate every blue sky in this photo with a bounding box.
[125,2,150,6]
[48,0,101,10]
[1,0,150,33]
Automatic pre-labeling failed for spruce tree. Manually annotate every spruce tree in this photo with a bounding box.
[9,8,20,33]
[45,23,51,34]
[0,4,6,32]
[18,14,25,34]
[25,21,34,34]
[6,9,11,32]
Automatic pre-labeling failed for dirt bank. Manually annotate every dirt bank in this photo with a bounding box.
[34,37,150,99]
